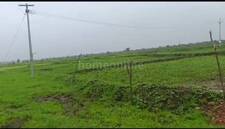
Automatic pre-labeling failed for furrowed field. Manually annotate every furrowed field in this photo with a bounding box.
[1,41,225,128]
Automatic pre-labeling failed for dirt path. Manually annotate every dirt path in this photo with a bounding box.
[0,65,26,71]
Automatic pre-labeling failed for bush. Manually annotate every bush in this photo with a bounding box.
[82,80,116,101]
[113,86,131,102]
[131,84,223,114]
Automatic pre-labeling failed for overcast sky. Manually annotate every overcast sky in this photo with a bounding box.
[0,2,225,61]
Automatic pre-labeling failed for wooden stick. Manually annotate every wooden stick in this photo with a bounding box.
[129,61,133,88]
[209,30,225,98]
[126,62,130,75]
[129,61,133,99]
[126,61,133,99]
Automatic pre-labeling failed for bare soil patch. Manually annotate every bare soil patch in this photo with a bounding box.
[1,118,27,128]
[182,79,223,93]
[203,101,225,125]
[35,93,84,116]
[199,80,223,92]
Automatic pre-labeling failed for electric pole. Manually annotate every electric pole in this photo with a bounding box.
[19,3,35,78]
[218,18,223,43]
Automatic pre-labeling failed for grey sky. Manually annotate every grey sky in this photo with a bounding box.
[0,2,225,61]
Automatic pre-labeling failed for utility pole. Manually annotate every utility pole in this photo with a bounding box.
[218,18,223,43]
[19,3,35,78]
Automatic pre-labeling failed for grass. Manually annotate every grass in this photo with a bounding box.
[0,41,225,127]
[76,56,223,87]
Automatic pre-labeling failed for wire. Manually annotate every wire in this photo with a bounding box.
[33,11,175,30]
[4,13,26,61]
[34,11,141,29]
[17,7,25,14]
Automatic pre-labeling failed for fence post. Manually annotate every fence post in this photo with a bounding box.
[126,61,133,100]
[129,61,133,88]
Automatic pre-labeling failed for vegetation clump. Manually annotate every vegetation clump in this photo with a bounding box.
[132,84,223,114]
[82,80,116,101]
[79,80,224,115]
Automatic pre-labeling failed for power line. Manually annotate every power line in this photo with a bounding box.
[4,13,25,61]
[17,7,25,14]
[33,11,176,30]
[34,11,144,29]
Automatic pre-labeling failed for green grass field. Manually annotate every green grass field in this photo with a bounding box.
[1,42,225,128]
